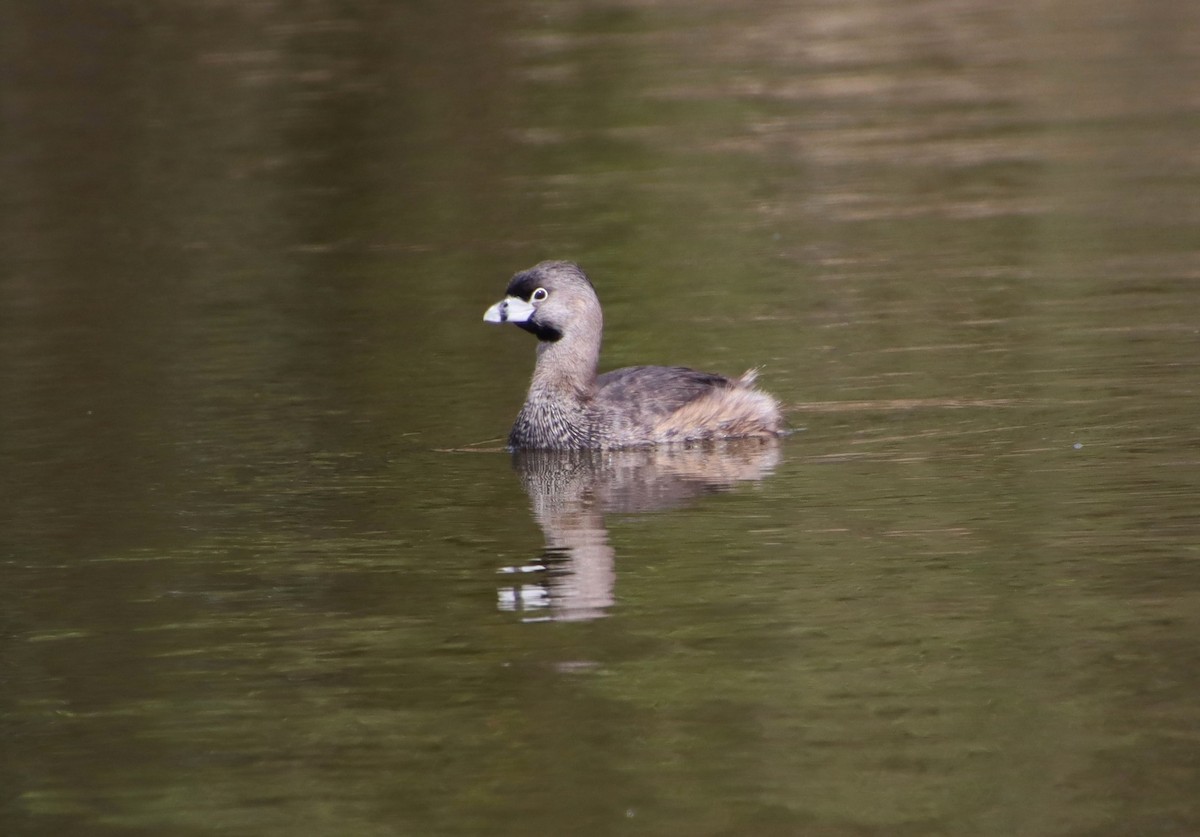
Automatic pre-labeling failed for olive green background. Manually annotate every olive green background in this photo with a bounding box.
[2,2,1198,835]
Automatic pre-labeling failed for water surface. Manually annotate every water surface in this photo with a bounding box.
[2,1,1199,835]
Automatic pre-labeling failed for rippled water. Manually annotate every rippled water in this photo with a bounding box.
[3,1,1199,835]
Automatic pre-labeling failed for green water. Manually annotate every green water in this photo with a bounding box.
[2,1,1198,835]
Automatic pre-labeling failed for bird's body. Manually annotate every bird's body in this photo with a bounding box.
[484,261,784,450]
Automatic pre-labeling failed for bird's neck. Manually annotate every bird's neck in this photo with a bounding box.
[529,323,600,401]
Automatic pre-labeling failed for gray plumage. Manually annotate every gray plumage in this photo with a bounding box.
[484,261,784,450]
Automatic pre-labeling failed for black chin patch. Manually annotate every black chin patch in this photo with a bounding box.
[517,320,562,342]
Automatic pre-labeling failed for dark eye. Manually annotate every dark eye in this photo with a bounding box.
[531,288,548,301]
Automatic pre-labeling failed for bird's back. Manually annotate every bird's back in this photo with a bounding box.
[593,365,780,446]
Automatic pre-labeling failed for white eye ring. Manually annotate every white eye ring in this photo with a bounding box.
[531,288,548,301]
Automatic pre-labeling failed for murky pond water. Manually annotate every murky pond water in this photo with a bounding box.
[3,1,1199,835]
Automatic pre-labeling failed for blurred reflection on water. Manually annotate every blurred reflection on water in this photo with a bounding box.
[2,0,1199,835]
[500,441,780,621]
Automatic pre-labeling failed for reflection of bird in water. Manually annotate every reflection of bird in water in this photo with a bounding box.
[483,261,784,449]
[498,440,782,622]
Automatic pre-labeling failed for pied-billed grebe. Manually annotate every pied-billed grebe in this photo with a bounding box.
[484,261,784,450]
